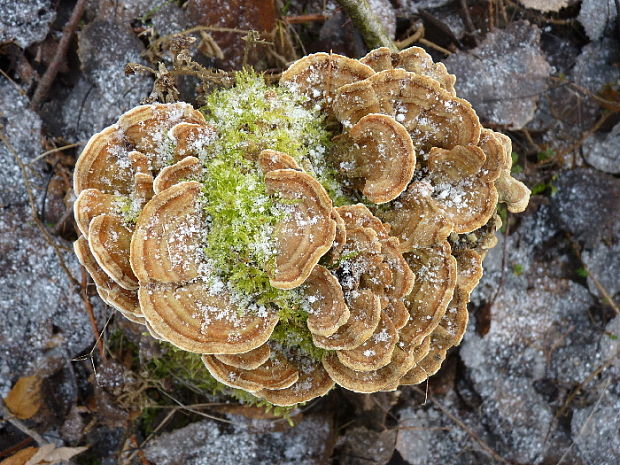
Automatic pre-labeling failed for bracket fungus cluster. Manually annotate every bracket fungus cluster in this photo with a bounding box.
[74,47,529,406]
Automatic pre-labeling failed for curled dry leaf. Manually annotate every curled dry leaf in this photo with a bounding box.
[4,375,42,420]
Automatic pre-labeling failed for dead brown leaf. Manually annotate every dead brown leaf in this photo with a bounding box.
[185,0,278,69]
[0,447,38,465]
[24,444,88,465]
[4,376,42,420]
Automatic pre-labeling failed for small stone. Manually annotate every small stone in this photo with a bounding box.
[144,414,333,465]
[444,21,551,129]
[582,240,620,301]
[0,204,104,397]
[0,0,56,49]
[461,278,596,463]
[578,0,617,41]
[551,168,620,246]
[573,38,620,97]
[582,121,620,174]
[570,318,620,465]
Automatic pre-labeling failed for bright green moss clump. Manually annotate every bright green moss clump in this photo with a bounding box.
[197,71,342,361]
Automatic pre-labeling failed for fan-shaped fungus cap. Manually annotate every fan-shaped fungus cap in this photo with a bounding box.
[130,181,203,284]
[322,313,422,393]
[258,149,302,173]
[381,237,415,300]
[313,290,382,350]
[336,313,398,371]
[379,181,453,251]
[454,249,483,293]
[335,204,390,240]
[214,344,271,370]
[402,241,457,346]
[265,169,337,289]
[332,69,480,150]
[73,236,142,323]
[489,131,531,213]
[203,349,299,392]
[400,287,469,385]
[139,281,278,354]
[427,145,499,234]
[117,103,206,169]
[73,127,135,195]
[280,52,375,110]
[168,121,216,163]
[88,214,139,290]
[74,103,208,195]
[257,358,335,406]
[131,181,279,354]
[73,189,120,237]
[333,113,415,204]
[303,265,350,337]
[383,300,410,330]
[496,171,531,213]
[153,156,202,195]
[360,47,456,96]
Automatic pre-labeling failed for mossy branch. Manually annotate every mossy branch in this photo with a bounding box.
[335,0,398,52]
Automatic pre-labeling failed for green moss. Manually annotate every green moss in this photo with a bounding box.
[536,148,555,162]
[576,267,589,278]
[115,195,140,225]
[512,264,524,276]
[511,151,523,174]
[497,204,508,234]
[194,71,342,361]
[144,341,298,421]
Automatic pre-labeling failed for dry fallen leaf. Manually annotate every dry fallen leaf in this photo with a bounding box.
[0,447,38,465]
[4,375,42,420]
[24,444,88,465]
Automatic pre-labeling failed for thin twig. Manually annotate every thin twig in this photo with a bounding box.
[284,14,328,24]
[29,142,82,165]
[52,205,75,235]
[568,236,620,316]
[81,268,106,360]
[487,216,511,311]
[334,0,397,51]
[0,437,34,460]
[460,0,477,37]
[412,388,510,464]
[557,378,612,465]
[30,0,88,110]
[395,26,424,50]
[0,131,80,287]
[418,38,453,56]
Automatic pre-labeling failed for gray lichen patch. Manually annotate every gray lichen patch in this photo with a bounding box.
[0,0,55,49]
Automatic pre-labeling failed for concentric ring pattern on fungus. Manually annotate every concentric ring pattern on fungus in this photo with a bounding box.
[73,48,530,406]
